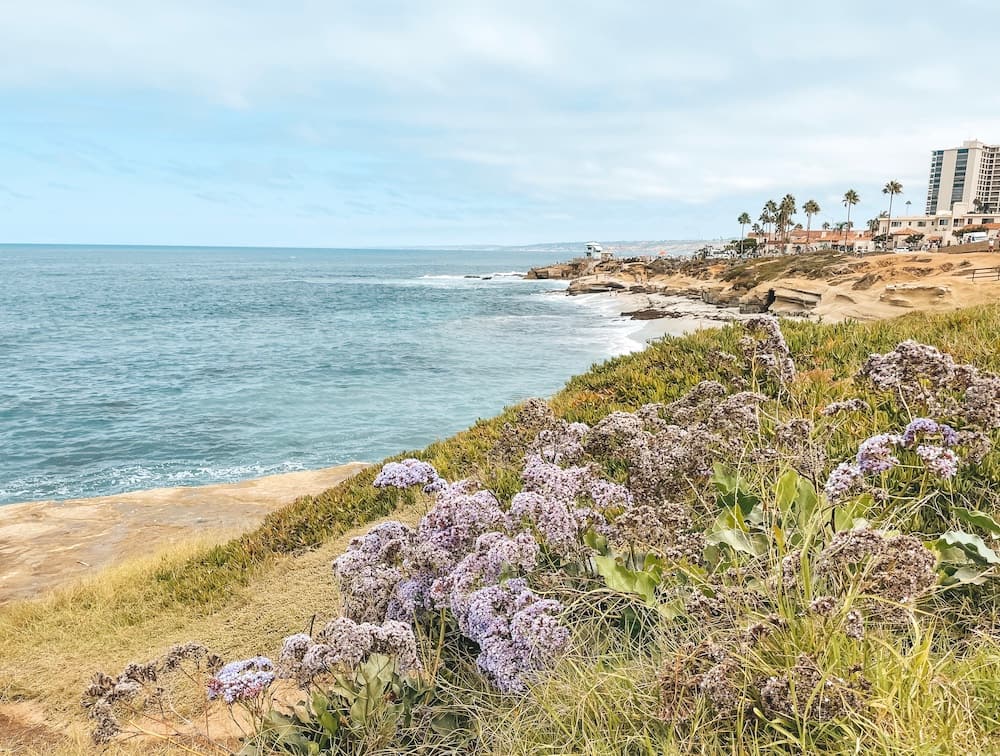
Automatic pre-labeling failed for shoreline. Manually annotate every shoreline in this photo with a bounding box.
[535,249,1000,324]
[0,462,368,604]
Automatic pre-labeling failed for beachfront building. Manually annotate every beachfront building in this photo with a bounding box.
[876,208,1000,248]
[750,228,874,254]
[926,140,1000,214]
[788,228,874,253]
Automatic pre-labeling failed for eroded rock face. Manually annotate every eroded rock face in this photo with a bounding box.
[879,284,952,308]
[567,278,627,294]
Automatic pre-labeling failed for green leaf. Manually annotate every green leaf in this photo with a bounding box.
[953,507,1000,537]
[712,463,738,495]
[795,477,818,526]
[593,554,660,604]
[775,469,799,516]
[940,564,991,587]
[937,531,1000,565]
[706,528,768,556]
[583,529,609,554]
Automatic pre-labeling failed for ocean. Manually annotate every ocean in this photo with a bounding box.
[0,244,668,504]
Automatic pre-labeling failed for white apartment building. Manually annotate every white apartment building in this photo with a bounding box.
[876,208,1000,247]
[926,140,1000,214]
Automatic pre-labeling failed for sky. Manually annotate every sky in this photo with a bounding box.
[2,0,999,248]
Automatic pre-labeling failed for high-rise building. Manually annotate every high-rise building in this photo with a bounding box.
[926,140,1000,214]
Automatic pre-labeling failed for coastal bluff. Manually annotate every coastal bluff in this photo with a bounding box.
[528,249,1000,322]
[0,462,368,603]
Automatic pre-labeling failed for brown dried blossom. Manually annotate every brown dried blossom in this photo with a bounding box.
[815,527,937,619]
[760,654,866,721]
[608,501,704,562]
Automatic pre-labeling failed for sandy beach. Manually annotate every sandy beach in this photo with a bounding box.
[0,462,368,604]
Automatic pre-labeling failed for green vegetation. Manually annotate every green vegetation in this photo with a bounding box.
[3,305,1000,754]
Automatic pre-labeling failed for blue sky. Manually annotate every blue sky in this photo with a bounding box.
[2,0,999,247]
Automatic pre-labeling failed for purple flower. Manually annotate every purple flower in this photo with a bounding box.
[207,658,275,704]
[373,458,444,492]
[824,462,863,502]
[901,418,958,448]
[915,445,960,478]
[855,433,901,474]
[459,579,569,693]
[418,481,510,555]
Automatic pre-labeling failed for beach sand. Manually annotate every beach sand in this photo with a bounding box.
[0,462,368,604]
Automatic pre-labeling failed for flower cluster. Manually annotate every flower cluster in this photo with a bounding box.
[530,420,589,465]
[823,417,969,501]
[584,385,765,503]
[206,657,275,705]
[739,317,796,385]
[333,520,414,623]
[857,340,1000,429]
[815,525,937,617]
[279,618,420,686]
[821,398,870,416]
[373,458,445,493]
[609,502,704,562]
[430,531,541,619]
[458,578,569,693]
[83,645,223,744]
[760,654,866,721]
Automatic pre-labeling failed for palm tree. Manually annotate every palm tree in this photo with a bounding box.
[737,212,751,254]
[867,217,880,234]
[822,221,831,231]
[883,181,903,247]
[778,194,797,245]
[842,189,860,249]
[803,199,820,246]
[765,199,779,243]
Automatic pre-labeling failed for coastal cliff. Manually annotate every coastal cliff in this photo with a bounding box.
[530,249,1000,321]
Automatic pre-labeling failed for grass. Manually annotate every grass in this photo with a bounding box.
[3,304,1000,754]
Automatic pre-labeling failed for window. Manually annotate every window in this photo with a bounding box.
[917,221,926,227]
[891,221,901,227]
[940,219,949,225]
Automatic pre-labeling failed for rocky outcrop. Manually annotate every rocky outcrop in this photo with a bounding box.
[879,284,952,308]
[567,277,628,294]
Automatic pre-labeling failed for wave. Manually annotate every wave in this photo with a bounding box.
[0,460,311,504]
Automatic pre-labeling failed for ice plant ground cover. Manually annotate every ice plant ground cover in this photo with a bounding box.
[1,305,1000,754]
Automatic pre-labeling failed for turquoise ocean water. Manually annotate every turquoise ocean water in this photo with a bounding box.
[0,245,662,504]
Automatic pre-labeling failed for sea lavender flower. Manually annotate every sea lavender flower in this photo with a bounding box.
[373,458,445,492]
[760,654,863,721]
[855,433,902,474]
[821,398,870,416]
[531,421,590,464]
[815,527,937,616]
[741,317,796,384]
[332,521,414,622]
[459,578,569,693]
[823,461,863,502]
[915,445,960,478]
[843,610,865,640]
[964,374,1000,429]
[901,417,958,448]
[418,480,510,555]
[283,618,421,685]
[609,502,703,562]
[207,658,275,704]
[509,490,589,558]
[430,530,540,617]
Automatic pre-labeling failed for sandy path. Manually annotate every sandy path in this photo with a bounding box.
[0,463,368,604]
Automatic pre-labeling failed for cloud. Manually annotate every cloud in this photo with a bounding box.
[2,1,999,244]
